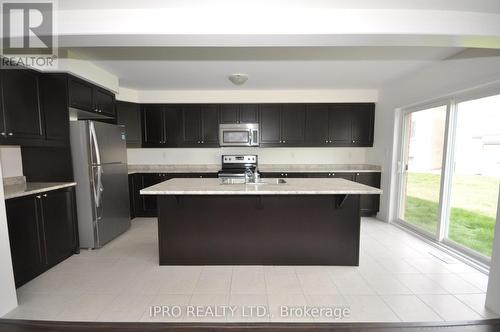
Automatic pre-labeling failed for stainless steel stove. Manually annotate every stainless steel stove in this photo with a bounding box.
[218,155,258,180]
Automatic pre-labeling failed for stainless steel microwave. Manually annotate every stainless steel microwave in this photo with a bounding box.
[219,123,259,146]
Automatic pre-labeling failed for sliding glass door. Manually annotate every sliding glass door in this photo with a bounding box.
[444,95,500,258]
[399,105,447,236]
[397,92,500,262]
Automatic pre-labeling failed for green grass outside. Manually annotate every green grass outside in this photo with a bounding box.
[403,172,499,257]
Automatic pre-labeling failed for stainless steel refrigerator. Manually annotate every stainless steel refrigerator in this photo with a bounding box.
[70,120,130,249]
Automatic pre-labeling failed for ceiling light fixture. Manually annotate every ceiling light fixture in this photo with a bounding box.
[228,73,248,86]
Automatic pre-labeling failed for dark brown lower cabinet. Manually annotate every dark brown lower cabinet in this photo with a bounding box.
[6,187,78,288]
[129,173,218,217]
[260,171,380,216]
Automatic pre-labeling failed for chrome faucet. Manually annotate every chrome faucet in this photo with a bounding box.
[245,168,255,183]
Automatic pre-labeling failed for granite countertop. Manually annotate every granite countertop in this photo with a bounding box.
[3,177,77,200]
[140,178,382,195]
[258,164,381,173]
[128,164,220,174]
[128,164,381,174]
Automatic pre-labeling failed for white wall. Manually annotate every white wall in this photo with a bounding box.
[486,189,500,314]
[122,89,378,104]
[370,51,500,223]
[0,162,19,316]
[0,146,23,178]
[127,147,370,165]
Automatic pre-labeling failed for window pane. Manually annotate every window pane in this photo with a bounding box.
[401,105,447,234]
[447,94,500,257]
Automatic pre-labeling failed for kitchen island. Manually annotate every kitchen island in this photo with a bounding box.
[141,178,381,266]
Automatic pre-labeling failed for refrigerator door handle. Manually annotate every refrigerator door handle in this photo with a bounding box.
[89,121,102,165]
[89,122,104,208]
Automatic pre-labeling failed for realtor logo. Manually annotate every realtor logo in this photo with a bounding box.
[2,2,53,54]
[1,1,57,68]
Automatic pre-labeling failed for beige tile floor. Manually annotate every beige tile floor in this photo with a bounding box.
[2,217,497,323]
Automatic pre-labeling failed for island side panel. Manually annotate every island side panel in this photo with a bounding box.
[157,194,360,266]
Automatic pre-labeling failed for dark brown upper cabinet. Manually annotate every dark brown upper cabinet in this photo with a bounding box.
[304,103,375,147]
[138,102,374,148]
[304,104,330,146]
[259,104,305,146]
[180,104,219,147]
[220,104,258,124]
[329,103,375,147]
[68,75,115,118]
[68,76,94,112]
[0,68,44,144]
[93,88,115,118]
[0,70,70,147]
[141,104,181,147]
[39,74,70,144]
[116,101,141,147]
[329,105,352,145]
[259,104,282,145]
[281,104,306,145]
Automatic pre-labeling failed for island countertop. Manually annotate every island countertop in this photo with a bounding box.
[140,178,382,195]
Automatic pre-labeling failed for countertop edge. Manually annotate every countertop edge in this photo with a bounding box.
[4,182,77,200]
[128,164,382,174]
[141,190,382,195]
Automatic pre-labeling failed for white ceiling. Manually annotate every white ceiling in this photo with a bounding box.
[70,46,466,90]
[59,0,500,13]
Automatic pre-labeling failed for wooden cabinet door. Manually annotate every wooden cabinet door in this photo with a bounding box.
[333,172,355,181]
[94,88,115,118]
[181,105,202,146]
[239,104,259,123]
[351,104,374,146]
[259,104,282,145]
[142,104,164,146]
[201,104,219,146]
[68,77,94,112]
[220,104,239,123]
[6,195,44,287]
[41,188,77,267]
[304,105,329,146]
[355,172,381,214]
[163,105,181,147]
[1,69,44,140]
[116,101,141,147]
[281,104,305,145]
[39,74,69,144]
[141,174,164,215]
[329,105,352,146]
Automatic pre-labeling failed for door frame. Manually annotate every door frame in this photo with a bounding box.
[395,100,450,241]
[394,86,500,265]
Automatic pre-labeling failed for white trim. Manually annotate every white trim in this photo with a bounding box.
[437,100,455,241]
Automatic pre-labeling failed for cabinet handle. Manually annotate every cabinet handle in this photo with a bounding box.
[332,173,335,176]
[328,173,331,176]
[283,140,286,143]
[325,140,328,143]
[36,195,41,199]
[201,141,204,144]
[43,194,48,197]
[352,140,355,143]
[329,140,332,143]
[0,132,5,136]
[8,133,13,136]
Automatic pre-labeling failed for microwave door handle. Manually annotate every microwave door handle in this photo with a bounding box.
[248,131,252,145]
